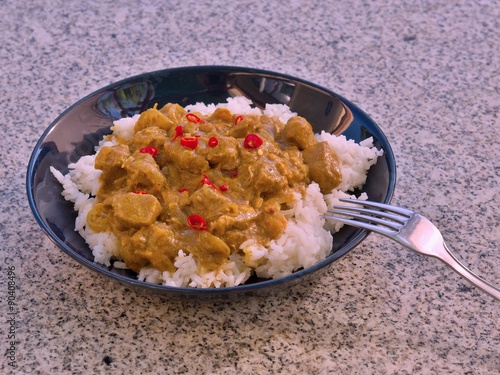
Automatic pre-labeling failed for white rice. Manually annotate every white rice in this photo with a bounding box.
[51,97,383,288]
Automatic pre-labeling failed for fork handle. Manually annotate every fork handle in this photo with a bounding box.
[437,242,500,301]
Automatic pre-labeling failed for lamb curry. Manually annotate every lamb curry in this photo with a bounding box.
[87,102,342,273]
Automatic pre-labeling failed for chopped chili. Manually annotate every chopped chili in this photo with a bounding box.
[201,174,219,190]
[187,215,208,230]
[178,188,189,193]
[172,125,184,141]
[208,136,219,147]
[243,134,263,149]
[180,137,199,149]
[186,113,204,124]
[134,190,148,195]
[201,174,211,185]
[139,146,158,157]
[234,115,244,125]
[219,184,229,192]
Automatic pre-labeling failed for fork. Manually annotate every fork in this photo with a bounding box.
[326,198,500,300]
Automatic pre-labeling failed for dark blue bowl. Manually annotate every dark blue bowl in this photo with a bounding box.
[26,66,396,301]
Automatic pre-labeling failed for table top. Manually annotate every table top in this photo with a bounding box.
[1,0,499,374]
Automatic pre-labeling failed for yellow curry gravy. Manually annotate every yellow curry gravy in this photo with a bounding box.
[87,103,342,274]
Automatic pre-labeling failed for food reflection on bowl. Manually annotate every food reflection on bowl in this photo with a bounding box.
[26,66,396,301]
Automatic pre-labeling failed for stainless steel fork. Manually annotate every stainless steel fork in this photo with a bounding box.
[326,198,500,300]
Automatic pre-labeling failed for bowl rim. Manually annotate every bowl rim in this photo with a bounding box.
[26,65,396,297]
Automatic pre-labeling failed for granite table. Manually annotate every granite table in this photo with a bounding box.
[1,0,498,374]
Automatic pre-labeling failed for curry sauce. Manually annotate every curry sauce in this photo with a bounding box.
[87,103,342,273]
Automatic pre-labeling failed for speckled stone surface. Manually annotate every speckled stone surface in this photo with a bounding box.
[1,0,499,374]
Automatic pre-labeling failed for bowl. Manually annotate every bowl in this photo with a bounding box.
[26,66,396,301]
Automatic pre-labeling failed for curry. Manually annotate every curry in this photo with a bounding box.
[87,103,342,273]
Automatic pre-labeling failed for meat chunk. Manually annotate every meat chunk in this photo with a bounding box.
[260,115,285,140]
[208,107,233,123]
[130,223,178,272]
[260,200,287,239]
[129,126,169,166]
[190,184,235,222]
[122,152,166,193]
[116,235,149,273]
[134,107,175,133]
[239,158,288,197]
[283,116,317,150]
[164,140,210,174]
[159,103,186,127]
[110,192,162,229]
[129,126,168,152]
[255,161,288,195]
[210,204,258,240]
[202,135,239,170]
[228,115,261,138]
[301,141,342,192]
[183,231,231,270]
[94,144,130,182]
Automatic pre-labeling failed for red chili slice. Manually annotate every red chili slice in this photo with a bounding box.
[134,190,148,195]
[187,215,208,230]
[180,137,199,149]
[201,174,219,190]
[178,188,189,193]
[234,115,244,125]
[208,136,219,147]
[243,134,263,149]
[201,174,211,185]
[172,125,184,141]
[186,113,205,124]
[219,184,229,192]
[139,146,158,157]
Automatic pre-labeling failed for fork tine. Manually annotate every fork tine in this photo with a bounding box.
[338,198,413,217]
[324,214,396,236]
[330,206,407,225]
[325,198,411,236]
[327,208,405,230]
